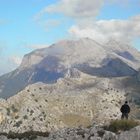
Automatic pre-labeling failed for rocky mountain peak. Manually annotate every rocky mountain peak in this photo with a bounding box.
[0,38,140,98]
[0,38,140,137]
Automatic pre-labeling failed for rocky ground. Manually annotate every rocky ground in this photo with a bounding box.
[0,123,140,140]
[0,74,140,139]
[0,75,127,133]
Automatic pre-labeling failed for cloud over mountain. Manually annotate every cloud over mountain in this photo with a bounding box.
[9,56,22,65]
[0,38,140,98]
[36,0,140,43]
[69,15,140,43]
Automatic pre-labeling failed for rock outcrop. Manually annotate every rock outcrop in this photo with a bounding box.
[0,124,140,140]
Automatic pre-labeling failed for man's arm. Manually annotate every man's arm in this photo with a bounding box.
[120,105,123,112]
[127,105,130,113]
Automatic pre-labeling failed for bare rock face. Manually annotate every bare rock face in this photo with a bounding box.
[0,38,140,98]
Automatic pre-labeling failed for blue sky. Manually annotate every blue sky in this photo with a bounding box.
[0,0,140,75]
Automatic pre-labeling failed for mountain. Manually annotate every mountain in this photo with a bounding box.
[0,38,140,133]
[0,73,139,133]
[0,75,126,133]
[0,38,140,98]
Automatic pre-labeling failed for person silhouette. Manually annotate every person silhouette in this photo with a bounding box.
[120,101,130,119]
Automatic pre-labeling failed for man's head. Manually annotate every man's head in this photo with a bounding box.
[125,101,128,104]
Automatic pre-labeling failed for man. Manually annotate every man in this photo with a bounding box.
[120,101,130,119]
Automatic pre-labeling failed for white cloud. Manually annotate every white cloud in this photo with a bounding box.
[9,56,22,65]
[45,0,104,19]
[69,15,140,43]
[36,0,135,22]
[34,0,105,31]
[35,0,140,44]
[0,56,22,76]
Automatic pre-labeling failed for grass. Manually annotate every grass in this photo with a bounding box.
[60,114,91,127]
[104,119,139,133]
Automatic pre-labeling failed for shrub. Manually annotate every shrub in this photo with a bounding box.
[104,120,139,133]
[30,110,34,116]
[11,105,18,113]
[0,131,50,139]
[97,130,105,137]
[13,121,22,128]
[23,115,28,120]
[6,108,10,116]
[40,118,43,121]
[76,130,85,138]
[35,99,38,102]
[15,116,19,119]
[31,94,35,97]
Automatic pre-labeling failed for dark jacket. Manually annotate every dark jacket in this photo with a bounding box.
[120,104,130,113]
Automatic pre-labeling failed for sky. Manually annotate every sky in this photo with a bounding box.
[0,0,140,75]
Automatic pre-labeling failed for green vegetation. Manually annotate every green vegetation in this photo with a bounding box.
[34,99,38,102]
[31,94,35,97]
[0,131,49,140]
[60,114,91,127]
[97,130,105,137]
[15,115,19,119]
[11,105,18,113]
[13,121,23,128]
[6,108,10,116]
[39,105,42,108]
[23,115,28,120]
[40,118,43,121]
[104,119,139,133]
[6,105,19,116]
[45,99,48,102]
[30,110,34,115]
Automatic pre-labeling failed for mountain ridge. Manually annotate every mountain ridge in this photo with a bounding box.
[0,38,140,98]
[0,38,140,133]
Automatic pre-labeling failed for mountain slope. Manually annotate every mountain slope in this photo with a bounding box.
[0,75,126,133]
[0,73,140,133]
[0,38,140,98]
